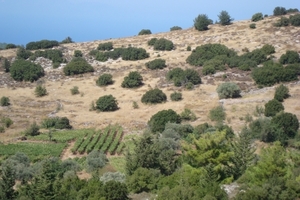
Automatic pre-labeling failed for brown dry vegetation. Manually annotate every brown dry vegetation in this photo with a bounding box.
[0,15,300,144]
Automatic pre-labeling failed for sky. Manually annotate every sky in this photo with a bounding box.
[1,0,299,45]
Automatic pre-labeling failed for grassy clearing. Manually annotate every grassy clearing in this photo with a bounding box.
[108,156,126,173]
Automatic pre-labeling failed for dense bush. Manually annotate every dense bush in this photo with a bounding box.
[264,99,284,117]
[138,29,152,35]
[148,109,181,132]
[74,50,83,57]
[170,92,182,101]
[286,63,300,75]
[170,26,182,31]
[10,59,44,82]
[274,84,289,102]
[63,57,94,76]
[194,14,212,31]
[0,96,10,106]
[145,59,166,70]
[5,44,17,49]
[167,68,201,86]
[273,6,287,16]
[141,88,167,104]
[251,13,264,22]
[121,47,149,60]
[217,82,241,99]
[147,38,158,46]
[218,10,233,25]
[274,17,290,27]
[251,61,297,86]
[249,23,256,29]
[287,8,299,13]
[86,150,108,172]
[186,43,236,66]
[60,36,74,44]
[41,117,72,129]
[121,71,143,88]
[16,47,33,59]
[279,50,300,64]
[96,73,113,86]
[32,49,64,63]
[97,42,113,51]
[261,44,275,55]
[240,49,267,65]
[34,85,47,97]
[209,106,226,122]
[96,95,118,112]
[95,51,108,62]
[153,38,174,51]
[70,86,79,95]
[26,40,59,50]
[290,14,300,26]
[271,112,299,139]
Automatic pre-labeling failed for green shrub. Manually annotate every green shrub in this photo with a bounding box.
[290,14,300,26]
[180,108,196,121]
[34,85,47,97]
[10,59,44,82]
[286,63,300,75]
[121,71,143,88]
[264,99,284,117]
[1,117,13,128]
[95,52,108,62]
[187,46,191,51]
[60,36,74,44]
[249,23,256,29]
[273,6,287,16]
[33,49,64,63]
[148,38,158,46]
[202,65,216,75]
[96,73,113,86]
[70,86,80,95]
[251,13,263,22]
[86,150,108,172]
[0,96,10,106]
[121,47,149,60]
[261,44,275,55]
[167,68,201,86]
[138,29,151,35]
[52,62,60,69]
[16,47,33,59]
[89,49,98,56]
[271,112,299,139]
[141,88,167,104]
[274,84,289,102]
[74,50,83,57]
[145,59,166,70]
[194,14,212,31]
[24,122,40,136]
[287,8,299,13]
[170,92,182,101]
[97,42,113,51]
[217,82,241,99]
[132,101,139,109]
[241,49,267,65]
[5,43,17,49]
[209,106,226,122]
[96,95,118,112]
[274,17,290,27]
[153,38,174,51]
[26,40,59,50]
[63,57,94,76]
[170,26,182,31]
[218,10,233,25]
[148,109,181,132]
[41,117,72,129]
[186,43,236,66]
[279,50,300,64]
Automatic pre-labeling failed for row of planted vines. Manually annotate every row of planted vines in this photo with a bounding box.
[71,125,125,155]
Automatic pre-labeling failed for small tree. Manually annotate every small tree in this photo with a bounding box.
[60,36,74,44]
[218,10,233,25]
[10,59,44,82]
[273,6,287,16]
[96,95,118,112]
[147,38,158,46]
[170,26,182,31]
[170,92,182,101]
[63,57,94,76]
[279,50,300,64]
[96,73,113,86]
[251,13,263,22]
[145,59,166,70]
[74,50,83,57]
[121,71,143,88]
[153,38,174,51]
[148,109,181,132]
[217,82,241,99]
[86,150,108,172]
[274,84,289,102]
[194,14,212,31]
[138,29,152,35]
[141,88,167,104]
[34,85,47,97]
[271,112,299,139]
[264,99,284,117]
[0,96,10,106]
